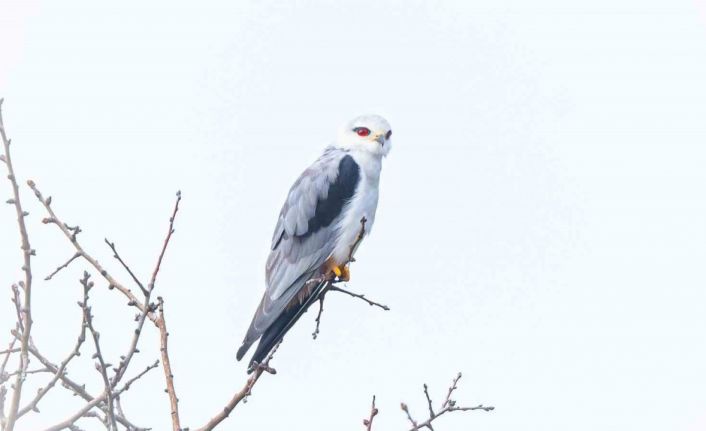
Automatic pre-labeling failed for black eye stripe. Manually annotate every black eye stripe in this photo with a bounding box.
[385,130,392,139]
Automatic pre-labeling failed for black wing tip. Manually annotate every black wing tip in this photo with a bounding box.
[236,342,251,362]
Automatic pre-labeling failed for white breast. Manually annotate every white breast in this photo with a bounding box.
[331,151,383,264]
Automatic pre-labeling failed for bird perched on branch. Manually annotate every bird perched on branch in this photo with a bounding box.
[237,114,392,370]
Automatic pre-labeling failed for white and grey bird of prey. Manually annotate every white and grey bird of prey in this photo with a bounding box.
[237,114,392,369]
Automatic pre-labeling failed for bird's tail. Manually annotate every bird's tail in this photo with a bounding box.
[246,279,328,373]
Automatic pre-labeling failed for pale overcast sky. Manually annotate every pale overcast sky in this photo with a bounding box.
[1,1,706,430]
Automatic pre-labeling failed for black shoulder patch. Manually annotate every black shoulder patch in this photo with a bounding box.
[300,155,360,237]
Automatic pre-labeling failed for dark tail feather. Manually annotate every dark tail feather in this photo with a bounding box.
[247,280,327,372]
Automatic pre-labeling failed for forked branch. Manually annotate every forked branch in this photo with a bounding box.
[400,373,494,431]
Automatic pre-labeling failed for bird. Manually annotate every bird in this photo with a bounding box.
[236,114,392,370]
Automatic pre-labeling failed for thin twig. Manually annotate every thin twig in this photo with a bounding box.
[114,359,160,397]
[363,395,378,431]
[104,240,147,296]
[423,384,435,420]
[81,272,117,431]
[193,342,280,431]
[148,190,180,292]
[0,348,19,357]
[1,97,35,431]
[327,286,390,311]
[108,303,151,389]
[10,285,23,332]
[400,402,419,429]
[73,410,105,430]
[0,335,19,383]
[442,372,461,409]
[348,216,368,263]
[44,252,80,281]
[311,289,329,340]
[4,367,51,378]
[157,297,180,431]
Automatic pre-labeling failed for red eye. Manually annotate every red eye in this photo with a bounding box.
[354,127,371,137]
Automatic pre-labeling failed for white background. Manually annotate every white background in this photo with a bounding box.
[2,1,706,430]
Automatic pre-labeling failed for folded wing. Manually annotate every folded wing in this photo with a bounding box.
[237,148,360,361]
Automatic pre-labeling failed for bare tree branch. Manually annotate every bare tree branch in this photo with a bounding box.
[105,239,153,389]
[193,343,280,431]
[147,191,182,431]
[28,181,153,320]
[114,359,160,397]
[1,98,35,431]
[81,272,117,431]
[25,258,150,431]
[28,343,148,431]
[26,181,183,430]
[41,394,105,431]
[400,373,494,431]
[16,290,88,418]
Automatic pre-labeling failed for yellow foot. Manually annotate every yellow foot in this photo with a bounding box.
[337,265,350,282]
[324,259,351,282]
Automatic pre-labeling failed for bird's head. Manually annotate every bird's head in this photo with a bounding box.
[335,114,392,157]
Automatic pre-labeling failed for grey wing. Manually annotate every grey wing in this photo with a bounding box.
[237,148,360,359]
